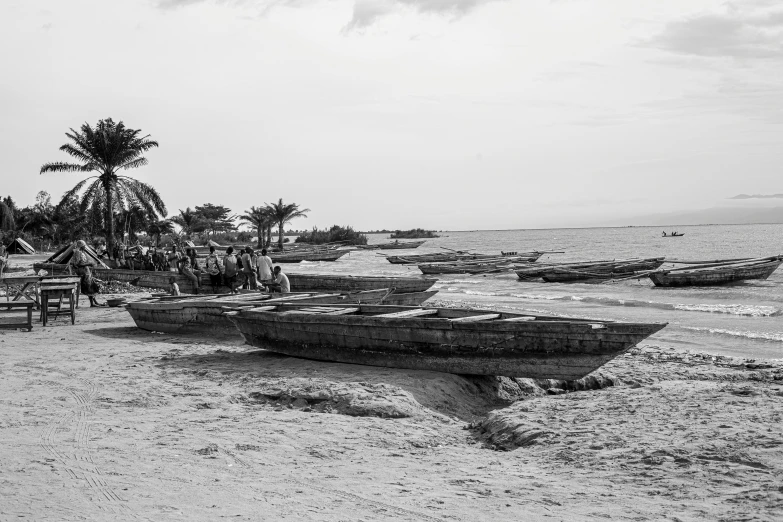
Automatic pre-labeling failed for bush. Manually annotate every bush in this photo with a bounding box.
[295,225,368,245]
[389,228,440,239]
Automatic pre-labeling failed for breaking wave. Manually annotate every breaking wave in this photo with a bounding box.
[680,326,783,343]
[436,288,780,317]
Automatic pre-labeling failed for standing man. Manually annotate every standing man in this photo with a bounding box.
[242,246,257,290]
[258,248,274,284]
[204,246,224,294]
[223,247,239,294]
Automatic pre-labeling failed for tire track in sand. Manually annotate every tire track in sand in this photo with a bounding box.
[25,367,135,516]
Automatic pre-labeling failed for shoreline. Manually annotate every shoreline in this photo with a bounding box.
[1,297,781,520]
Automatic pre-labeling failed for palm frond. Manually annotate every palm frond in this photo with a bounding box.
[40,162,92,174]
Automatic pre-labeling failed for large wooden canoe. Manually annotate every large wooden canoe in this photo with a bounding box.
[648,257,783,287]
[418,255,541,275]
[356,240,426,250]
[34,264,438,295]
[126,289,438,334]
[385,251,539,265]
[515,258,665,282]
[225,304,666,380]
[270,250,350,263]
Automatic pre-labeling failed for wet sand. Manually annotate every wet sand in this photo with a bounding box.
[1,297,781,521]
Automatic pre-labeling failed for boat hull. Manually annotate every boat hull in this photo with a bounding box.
[649,260,782,287]
[270,251,349,263]
[357,241,426,250]
[228,305,666,380]
[126,290,439,334]
[516,258,665,282]
[33,265,437,295]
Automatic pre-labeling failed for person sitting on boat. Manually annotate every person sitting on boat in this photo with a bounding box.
[168,276,180,296]
[266,266,290,294]
[662,231,666,237]
[70,240,105,307]
[204,246,224,294]
[179,248,200,294]
[223,247,239,294]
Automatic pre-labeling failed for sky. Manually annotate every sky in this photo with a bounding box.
[1,0,782,231]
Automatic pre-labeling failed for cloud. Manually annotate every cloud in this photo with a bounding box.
[729,194,783,199]
[644,7,783,59]
[345,0,501,29]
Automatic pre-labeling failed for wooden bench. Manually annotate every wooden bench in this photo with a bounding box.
[0,301,34,331]
[40,285,77,326]
[1,276,41,307]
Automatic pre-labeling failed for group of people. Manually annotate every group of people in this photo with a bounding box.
[169,245,290,296]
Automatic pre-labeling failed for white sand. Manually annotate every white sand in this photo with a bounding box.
[1,299,781,520]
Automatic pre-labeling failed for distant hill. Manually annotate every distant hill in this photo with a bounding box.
[729,194,783,200]
[601,205,783,227]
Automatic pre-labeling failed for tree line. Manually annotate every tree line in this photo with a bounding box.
[0,118,310,258]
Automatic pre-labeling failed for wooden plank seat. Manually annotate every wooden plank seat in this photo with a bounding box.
[321,307,359,315]
[375,309,439,318]
[40,285,77,326]
[449,313,501,322]
[0,301,34,331]
[500,316,537,322]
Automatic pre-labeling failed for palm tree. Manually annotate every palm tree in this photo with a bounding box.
[265,198,310,250]
[171,207,206,237]
[147,219,175,247]
[239,206,275,248]
[40,118,165,259]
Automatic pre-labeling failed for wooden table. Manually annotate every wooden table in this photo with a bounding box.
[40,285,76,326]
[1,276,41,307]
[0,301,34,331]
[40,277,81,308]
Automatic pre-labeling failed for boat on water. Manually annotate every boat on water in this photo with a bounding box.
[417,254,542,275]
[662,232,684,237]
[515,258,665,283]
[270,250,349,263]
[126,289,438,334]
[385,251,542,265]
[32,264,438,295]
[224,303,666,380]
[648,256,783,287]
[356,240,426,250]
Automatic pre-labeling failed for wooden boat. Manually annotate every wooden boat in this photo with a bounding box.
[648,256,783,287]
[385,251,542,265]
[224,303,666,380]
[126,289,438,334]
[662,232,685,237]
[418,255,541,275]
[270,250,349,263]
[356,240,426,250]
[515,258,665,282]
[33,264,438,295]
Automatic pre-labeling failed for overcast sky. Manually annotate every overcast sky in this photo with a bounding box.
[1,0,782,230]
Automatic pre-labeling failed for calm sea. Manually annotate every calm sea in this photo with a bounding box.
[286,224,783,360]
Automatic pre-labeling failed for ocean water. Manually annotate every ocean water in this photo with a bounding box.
[285,224,783,360]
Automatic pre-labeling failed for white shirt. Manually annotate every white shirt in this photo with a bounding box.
[259,255,273,280]
[274,272,290,293]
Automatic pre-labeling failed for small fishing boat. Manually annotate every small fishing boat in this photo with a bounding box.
[648,256,783,287]
[126,289,438,334]
[662,232,685,237]
[356,240,426,250]
[224,303,666,380]
[515,258,665,282]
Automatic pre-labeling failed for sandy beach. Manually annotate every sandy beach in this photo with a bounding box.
[1,295,781,521]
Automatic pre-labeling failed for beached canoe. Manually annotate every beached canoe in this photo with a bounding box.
[225,303,666,380]
[126,289,439,334]
[417,255,541,275]
[270,250,350,263]
[386,251,541,265]
[356,240,426,250]
[33,265,437,295]
[648,256,783,287]
[515,258,665,282]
